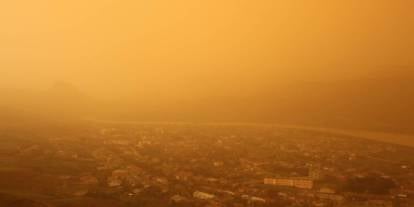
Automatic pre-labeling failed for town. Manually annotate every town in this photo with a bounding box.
[0,122,413,207]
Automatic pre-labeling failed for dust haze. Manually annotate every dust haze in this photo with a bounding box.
[1,2,414,206]
[1,0,413,133]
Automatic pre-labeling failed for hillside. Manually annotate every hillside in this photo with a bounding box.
[1,70,413,134]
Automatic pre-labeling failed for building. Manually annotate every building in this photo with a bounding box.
[264,177,314,189]
[316,193,344,205]
[309,164,321,180]
[193,191,215,200]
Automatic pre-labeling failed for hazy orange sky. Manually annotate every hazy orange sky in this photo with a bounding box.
[1,1,413,99]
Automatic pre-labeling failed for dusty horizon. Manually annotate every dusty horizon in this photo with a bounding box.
[1,1,413,100]
[1,0,414,134]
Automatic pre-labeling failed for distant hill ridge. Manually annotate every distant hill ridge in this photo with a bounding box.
[0,69,413,134]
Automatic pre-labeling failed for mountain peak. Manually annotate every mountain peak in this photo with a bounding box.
[47,81,86,100]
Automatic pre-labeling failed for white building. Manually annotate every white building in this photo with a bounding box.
[264,177,314,189]
[193,191,215,200]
